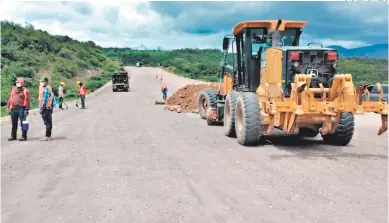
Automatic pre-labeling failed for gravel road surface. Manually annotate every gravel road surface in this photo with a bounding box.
[1,67,388,223]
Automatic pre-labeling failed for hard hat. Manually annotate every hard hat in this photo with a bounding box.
[60,81,65,86]
[16,77,25,86]
[40,77,48,82]
[76,81,81,85]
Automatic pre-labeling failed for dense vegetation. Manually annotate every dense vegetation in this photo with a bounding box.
[104,48,224,82]
[103,48,388,85]
[1,21,120,116]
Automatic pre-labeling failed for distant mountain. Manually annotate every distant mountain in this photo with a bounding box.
[327,44,388,59]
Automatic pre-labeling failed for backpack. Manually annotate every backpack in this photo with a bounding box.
[51,92,57,108]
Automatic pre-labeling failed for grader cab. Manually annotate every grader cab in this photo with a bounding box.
[197,19,388,146]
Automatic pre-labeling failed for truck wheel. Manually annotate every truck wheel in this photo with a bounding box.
[235,92,262,146]
[298,127,319,137]
[224,91,240,137]
[197,88,216,119]
[322,112,354,146]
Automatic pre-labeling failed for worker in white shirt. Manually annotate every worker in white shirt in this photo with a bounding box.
[58,82,65,110]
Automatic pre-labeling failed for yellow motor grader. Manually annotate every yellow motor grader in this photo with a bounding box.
[197,19,388,146]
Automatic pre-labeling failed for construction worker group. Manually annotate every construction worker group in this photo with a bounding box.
[6,77,87,141]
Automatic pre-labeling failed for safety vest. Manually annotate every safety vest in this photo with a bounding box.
[39,84,53,108]
[79,85,86,96]
[9,87,28,109]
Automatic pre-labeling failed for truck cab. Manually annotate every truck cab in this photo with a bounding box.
[112,69,130,92]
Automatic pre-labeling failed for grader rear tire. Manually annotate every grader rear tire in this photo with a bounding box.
[235,92,262,146]
[322,112,354,146]
[197,88,216,119]
[224,91,240,137]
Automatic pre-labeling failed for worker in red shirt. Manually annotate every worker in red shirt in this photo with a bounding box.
[6,77,31,141]
[76,81,87,109]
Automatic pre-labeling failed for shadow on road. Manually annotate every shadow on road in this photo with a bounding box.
[263,136,387,161]
[26,136,67,141]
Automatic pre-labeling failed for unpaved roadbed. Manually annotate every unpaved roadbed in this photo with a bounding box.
[1,67,387,223]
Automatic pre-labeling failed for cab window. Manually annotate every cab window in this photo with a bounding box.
[251,29,268,56]
[279,28,298,46]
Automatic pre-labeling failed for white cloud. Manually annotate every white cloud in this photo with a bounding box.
[300,34,368,49]
[0,1,220,49]
[0,1,386,50]
[327,2,388,25]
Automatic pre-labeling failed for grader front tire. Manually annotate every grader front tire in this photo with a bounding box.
[197,88,216,119]
[322,112,355,146]
[224,91,240,137]
[235,92,262,146]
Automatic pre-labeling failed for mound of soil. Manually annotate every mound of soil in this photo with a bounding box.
[166,83,221,112]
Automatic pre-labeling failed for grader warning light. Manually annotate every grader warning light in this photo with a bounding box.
[197,19,388,146]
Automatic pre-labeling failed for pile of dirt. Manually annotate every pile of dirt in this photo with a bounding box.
[165,83,221,112]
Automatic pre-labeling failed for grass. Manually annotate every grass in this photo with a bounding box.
[1,21,120,117]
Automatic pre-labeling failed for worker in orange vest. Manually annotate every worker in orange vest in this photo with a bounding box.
[161,83,168,100]
[39,77,56,141]
[6,77,31,141]
[76,81,87,109]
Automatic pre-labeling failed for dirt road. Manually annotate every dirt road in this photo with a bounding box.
[1,67,388,223]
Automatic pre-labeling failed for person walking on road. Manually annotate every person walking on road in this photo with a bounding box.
[6,77,31,141]
[58,81,66,110]
[39,77,56,141]
[76,81,87,109]
[161,83,168,100]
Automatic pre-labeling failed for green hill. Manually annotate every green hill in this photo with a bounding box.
[1,21,120,116]
[103,48,388,85]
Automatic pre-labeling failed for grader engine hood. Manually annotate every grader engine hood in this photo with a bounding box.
[283,47,338,88]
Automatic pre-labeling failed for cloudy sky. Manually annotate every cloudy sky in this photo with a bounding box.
[1,1,388,49]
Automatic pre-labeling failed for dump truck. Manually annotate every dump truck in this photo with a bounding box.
[112,68,130,92]
[197,19,388,146]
